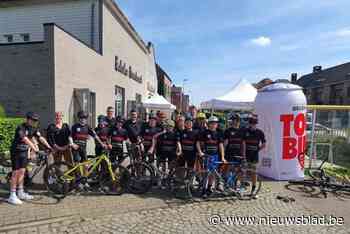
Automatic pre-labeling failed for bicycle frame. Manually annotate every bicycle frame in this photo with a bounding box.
[62,154,115,182]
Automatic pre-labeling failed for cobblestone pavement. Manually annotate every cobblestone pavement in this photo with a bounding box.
[0,182,349,234]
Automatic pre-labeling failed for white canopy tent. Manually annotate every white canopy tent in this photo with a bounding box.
[143,94,176,110]
[200,79,257,110]
[142,94,176,119]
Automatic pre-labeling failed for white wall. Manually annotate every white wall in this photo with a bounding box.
[0,0,101,51]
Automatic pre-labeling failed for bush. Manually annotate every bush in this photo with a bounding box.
[0,104,5,118]
[0,118,24,155]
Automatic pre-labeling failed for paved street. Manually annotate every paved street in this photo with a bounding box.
[0,181,348,234]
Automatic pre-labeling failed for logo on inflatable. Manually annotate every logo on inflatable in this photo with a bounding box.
[280,113,307,170]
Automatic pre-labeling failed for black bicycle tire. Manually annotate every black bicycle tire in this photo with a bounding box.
[126,162,153,194]
[308,168,324,180]
[167,167,193,192]
[99,164,129,195]
[187,170,207,199]
[43,162,74,195]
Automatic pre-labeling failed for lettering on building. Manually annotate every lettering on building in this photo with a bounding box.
[115,56,142,84]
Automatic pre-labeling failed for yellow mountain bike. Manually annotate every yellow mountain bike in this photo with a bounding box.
[44,151,129,196]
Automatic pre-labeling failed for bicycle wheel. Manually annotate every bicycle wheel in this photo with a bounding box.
[287,180,325,197]
[126,162,153,194]
[43,162,74,195]
[167,167,193,193]
[235,170,262,199]
[187,170,207,199]
[308,168,324,180]
[99,165,129,195]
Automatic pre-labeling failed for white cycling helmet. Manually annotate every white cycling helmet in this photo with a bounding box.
[208,116,219,123]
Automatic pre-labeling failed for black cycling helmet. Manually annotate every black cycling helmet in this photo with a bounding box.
[26,112,40,121]
[230,113,240,121]
[116,116,124,124]
[97,115,107,124]
[77,111,88,119]
[185,116,193,122]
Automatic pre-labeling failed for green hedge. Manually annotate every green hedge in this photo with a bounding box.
[0,104,5,118]
[0,118,24,154]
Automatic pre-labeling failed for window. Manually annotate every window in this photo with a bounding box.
[20,34,30,42]
[4,34,13,43]
[347,87,350,97]
[115,86,125,117]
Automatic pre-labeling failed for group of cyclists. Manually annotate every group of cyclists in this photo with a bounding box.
[7,105,266,205]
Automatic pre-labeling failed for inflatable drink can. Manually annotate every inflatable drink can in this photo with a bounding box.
[254,83,307,180]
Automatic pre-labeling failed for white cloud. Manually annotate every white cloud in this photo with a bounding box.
[336,28,350,37]
[250,36,271,47]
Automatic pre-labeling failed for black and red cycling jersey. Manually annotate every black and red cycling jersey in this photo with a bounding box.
[199,129,224,155]
[71,123,96,146]
[157,131,180,155]
[180,129,199,155]
[242,127,266,160]
[141,125,161,150]
[95,124,110,144]
[224,127,244,156]
[109,127,128,150]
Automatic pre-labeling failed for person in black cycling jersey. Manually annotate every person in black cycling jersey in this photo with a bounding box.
[123,110,143,144]
[197,116,225,198]
[152,120,181,189]
[109,117,129,164]
[175,115,185,136]
[8,112,52,205]
[193,112,207,132]
[156,111,167,132]
[242,114,266,199]
[95,115,110,156]
[105,106,116,128]
[224,114,244,163]
[141,114,162,163]
[178,117,199,169]
[70,111,106,163]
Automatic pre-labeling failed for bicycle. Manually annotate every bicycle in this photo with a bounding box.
[125,142,154,194]
[2,151,51,188]
[187,155,262,200]
[152,156,193,194]
[44,150,129,196]
[288,153,350,199]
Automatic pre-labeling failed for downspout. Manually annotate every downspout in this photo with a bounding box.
[91,2,95,48]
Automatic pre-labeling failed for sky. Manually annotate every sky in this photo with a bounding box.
[116,0,350,105]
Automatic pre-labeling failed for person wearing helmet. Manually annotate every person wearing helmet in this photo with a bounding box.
[242,114,266,199]
[193,112,207,132]
[178,117,199,169]
[70,111,107,163]
[8,112,53,205]
[224,114,244,163]
[47,112,72,164]
[94,115,111,156]
[152,119,182,189]
[197,115,225,198]
[109,116,129,164]
[141,114,162,163]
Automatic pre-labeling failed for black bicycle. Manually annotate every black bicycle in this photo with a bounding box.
[3,151,51,187]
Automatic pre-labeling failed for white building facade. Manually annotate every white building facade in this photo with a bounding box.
[0,0,158,125]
